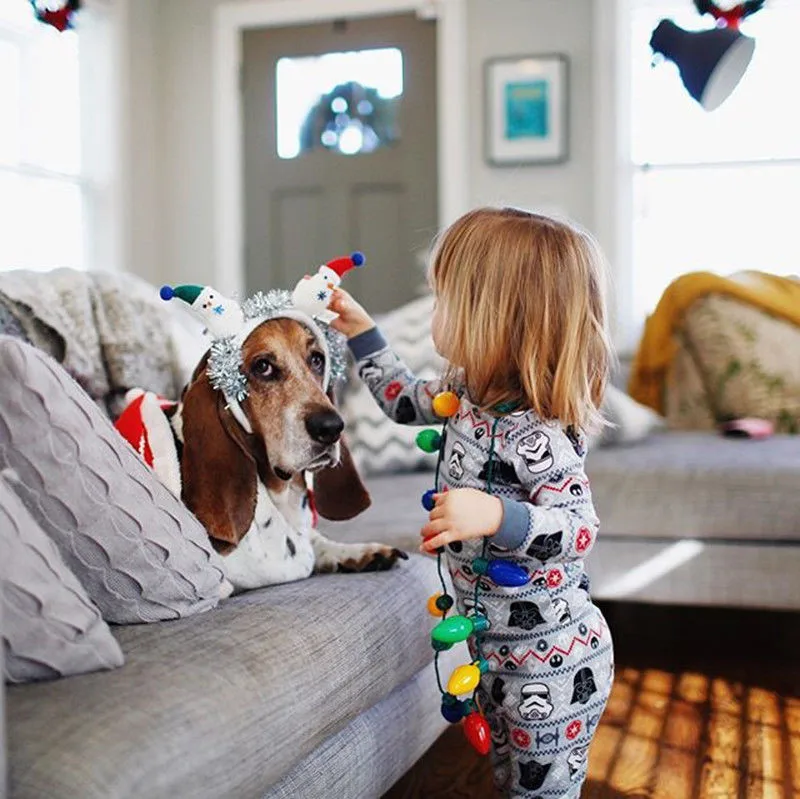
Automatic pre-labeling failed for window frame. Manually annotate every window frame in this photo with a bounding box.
[0,13,86,273]
[595,0,800,355]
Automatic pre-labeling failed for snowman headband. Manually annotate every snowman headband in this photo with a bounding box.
[161,252,364,433]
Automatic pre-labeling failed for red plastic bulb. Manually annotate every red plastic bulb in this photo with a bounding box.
[463,711,491,756]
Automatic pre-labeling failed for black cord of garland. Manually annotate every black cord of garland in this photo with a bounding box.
[432,413,502,709]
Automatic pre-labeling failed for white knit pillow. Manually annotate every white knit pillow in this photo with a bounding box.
[340,295,444,476]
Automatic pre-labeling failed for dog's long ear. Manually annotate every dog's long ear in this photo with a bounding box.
[181,367,257,553]
[313,435,371,521]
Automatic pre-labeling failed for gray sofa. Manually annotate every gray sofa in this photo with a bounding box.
[4,429,799,799]
[4,554,464,799]
[3,274,799,798]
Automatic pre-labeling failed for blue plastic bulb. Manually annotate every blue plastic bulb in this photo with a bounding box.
[473,557,529,587]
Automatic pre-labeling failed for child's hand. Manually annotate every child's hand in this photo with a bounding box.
[420,489,504,553]
[328,289,376,339]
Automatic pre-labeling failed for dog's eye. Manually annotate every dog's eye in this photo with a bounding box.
[251,357,276,379]
[309,351,325,374]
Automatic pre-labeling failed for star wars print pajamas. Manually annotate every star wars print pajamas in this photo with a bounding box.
[350,329,614,799]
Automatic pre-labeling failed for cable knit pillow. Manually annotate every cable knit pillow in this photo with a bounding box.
[340,295,445,476]
[0,336,227,624]
[1,470,124,682]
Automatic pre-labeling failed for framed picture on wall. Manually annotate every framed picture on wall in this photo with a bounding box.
[484,54,569,166]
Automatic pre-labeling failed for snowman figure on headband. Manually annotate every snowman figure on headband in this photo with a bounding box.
[292,251,365,324]
[158,283,245,338]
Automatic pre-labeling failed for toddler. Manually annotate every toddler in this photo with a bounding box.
[330,207,614,798]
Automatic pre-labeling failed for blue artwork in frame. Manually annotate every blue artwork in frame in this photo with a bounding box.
[485,54,568,165]
[505,80,549,140]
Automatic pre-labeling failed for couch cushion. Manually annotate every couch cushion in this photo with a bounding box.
[321,434,800,549]
[586,432,800,541]
[319,471,433,552]
[0,336,227,624]
[6,559,444,799]
[264,648,464,799]
[1,470,124,683]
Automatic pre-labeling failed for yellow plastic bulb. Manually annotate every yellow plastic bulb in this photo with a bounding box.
[447,663,481,696]
[432,391,459,418]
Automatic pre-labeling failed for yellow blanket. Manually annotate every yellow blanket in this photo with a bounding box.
[628,270,800,413]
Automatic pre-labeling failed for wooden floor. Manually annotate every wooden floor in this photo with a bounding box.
[383,602,800,799]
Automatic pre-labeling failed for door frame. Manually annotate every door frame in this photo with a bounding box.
[213,0,468,298]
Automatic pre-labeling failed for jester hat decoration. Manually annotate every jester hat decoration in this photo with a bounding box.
[160,252,365,432]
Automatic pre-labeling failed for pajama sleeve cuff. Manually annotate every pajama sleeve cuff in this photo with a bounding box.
[348,327,388,361]
[493,498,530,550]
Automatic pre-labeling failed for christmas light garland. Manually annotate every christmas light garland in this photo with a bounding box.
[419,392,526,756]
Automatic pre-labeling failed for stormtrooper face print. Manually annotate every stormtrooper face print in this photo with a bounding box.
[449,441,466,480]
[462,595,487,618]
[519,682,554,721]
[567,745,589,780]
[552,597,572,625]
[358,360,383,383]
[517,431,554,474]
[489,714,511,756]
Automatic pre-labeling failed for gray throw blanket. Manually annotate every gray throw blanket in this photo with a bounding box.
[0,269,183,417]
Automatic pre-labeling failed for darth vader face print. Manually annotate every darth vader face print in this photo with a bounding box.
[526,531,563,562]
[508,601,546,631]
[516,431,554,474]
[571,667,598,705]
[519,759,551,791]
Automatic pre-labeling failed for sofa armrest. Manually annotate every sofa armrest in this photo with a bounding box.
[1,580,7,797]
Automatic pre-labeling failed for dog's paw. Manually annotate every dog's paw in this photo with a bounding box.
[336,545,409,573]
[312,535,408,574]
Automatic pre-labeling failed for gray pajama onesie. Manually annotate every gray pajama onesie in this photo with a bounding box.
[350,329,614,799]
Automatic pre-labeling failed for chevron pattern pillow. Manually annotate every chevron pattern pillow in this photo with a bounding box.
[341,295,445,476]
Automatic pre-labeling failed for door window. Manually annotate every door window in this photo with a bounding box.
[276,47,403,159]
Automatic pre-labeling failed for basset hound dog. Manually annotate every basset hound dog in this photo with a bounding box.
[169,316,406,592]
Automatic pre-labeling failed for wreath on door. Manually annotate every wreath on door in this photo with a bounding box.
[299,80,400,156]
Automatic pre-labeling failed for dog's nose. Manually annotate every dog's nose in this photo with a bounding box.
[305,411,344,445]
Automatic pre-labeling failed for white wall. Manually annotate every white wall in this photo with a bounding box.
[125,0,163,286]
[467,0,595,228]
[125,0,601,288]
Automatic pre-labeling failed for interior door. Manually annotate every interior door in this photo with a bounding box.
[242,13,438,313]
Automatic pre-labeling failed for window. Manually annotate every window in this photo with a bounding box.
[276,47,403,159]
[629,0,800,325]
[0,4,84,272]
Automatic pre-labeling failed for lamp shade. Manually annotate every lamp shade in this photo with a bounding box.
[650,19,755,111]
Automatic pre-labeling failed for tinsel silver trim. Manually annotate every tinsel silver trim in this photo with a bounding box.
[207,336,248,402]
[323,326,349,383]
[207,289,349,402]
[241,290,293,321]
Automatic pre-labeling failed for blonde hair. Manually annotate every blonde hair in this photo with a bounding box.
[430,207,612,432]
